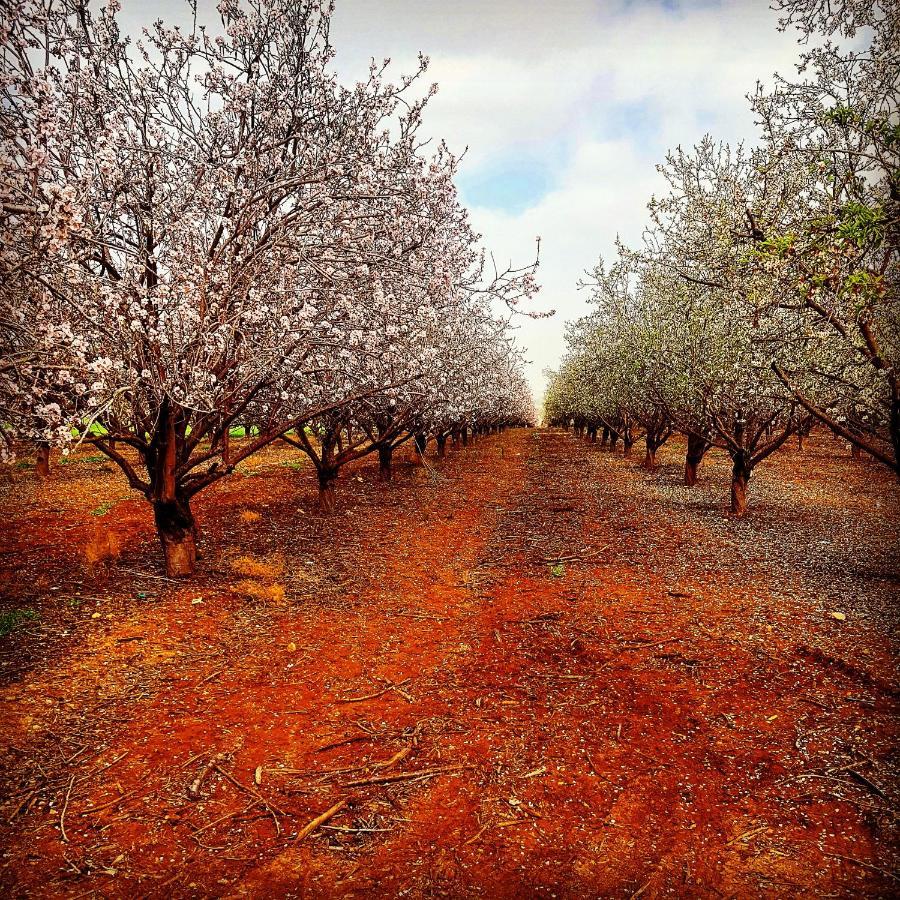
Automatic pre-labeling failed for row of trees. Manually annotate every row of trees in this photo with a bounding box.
[0,0,538,576]
[545,0,898,515]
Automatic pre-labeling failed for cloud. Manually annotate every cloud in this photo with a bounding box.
[330,0,806,402]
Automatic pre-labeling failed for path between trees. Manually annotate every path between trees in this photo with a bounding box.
[0,429,897,897]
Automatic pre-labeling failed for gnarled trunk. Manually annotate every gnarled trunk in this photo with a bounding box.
[437,434,447,458]
[154,495,197,577]
[623,435,634,457]
[730,452,752,517]
[35,442,50,477]
[601,427,610,448]
[461,428,468,447]
[643,442,657,471]
[378,444,393,481]
[318,468,337,514]
[684,433,709,487]
[414,432,428,459]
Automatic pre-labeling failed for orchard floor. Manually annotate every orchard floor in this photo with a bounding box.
[0,428,898,899]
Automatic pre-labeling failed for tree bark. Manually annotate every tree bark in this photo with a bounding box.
[153,495,197,577]
[684,433,709,486]
[601,427,610,448]
[436,434,447,458]
[414,432,428,459]
[730,452,752,517]
[623,436,633,457]
[318,468,337,513]
[643,443,657,471]
[378,444,393,481]
[35,442,50,477]
[461,428,468,447]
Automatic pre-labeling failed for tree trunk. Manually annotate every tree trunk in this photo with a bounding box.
[318,468,337,513]
[378,444,393,481]
[588,427,597,443]
[730,453,752,517]
[643,441,657,471]
[154,495,197,577]
[414,432,428,461]
[851,443,862,460]
[451,429,460,449]
[461,428,468,447]
[35,442,50,477]
[437,434,447,458]
[684,433,708,487]
[610,432,619,452]
[623,436,633,457]
[601,427,610,448]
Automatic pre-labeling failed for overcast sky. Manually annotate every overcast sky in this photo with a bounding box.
[118,0,806,404]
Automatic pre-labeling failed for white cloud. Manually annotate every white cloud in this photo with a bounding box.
[330,0,806,403]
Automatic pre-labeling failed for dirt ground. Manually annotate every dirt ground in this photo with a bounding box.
[0,428,897,898]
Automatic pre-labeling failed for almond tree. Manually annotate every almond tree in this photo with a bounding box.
[0,0,485,574]
[751,0,899,474]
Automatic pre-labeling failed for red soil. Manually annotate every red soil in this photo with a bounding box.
[0,429,897,897]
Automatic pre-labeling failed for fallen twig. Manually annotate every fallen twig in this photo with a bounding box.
[81,788,137,816]
[295,799,348,843]
[187,755,220,800]
[337,678,411,704]
[345,765,466,787]
[59,774,75,843]
[824,852,900,882]
[214,764,282,836]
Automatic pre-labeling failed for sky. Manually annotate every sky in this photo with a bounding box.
[116,0,807,406]
[328,0,805,405]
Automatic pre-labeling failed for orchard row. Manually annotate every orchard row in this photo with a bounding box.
[545,0,898,514]
[0,0,540,576]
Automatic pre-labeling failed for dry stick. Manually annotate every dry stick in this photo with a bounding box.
[87,750,130,779]
[187,755,220,800]
[338,678,411,704]
[374,747,411,770]
[463,823,491,847]
[824,852,900,882]
[725,824,768,847]
[81,788,138,816]
[214,764,282,836]
[8,790,37,824]
[191,800,259,837]
[59,774,75,843]
[295,799,348,844]
[345,765,466,788]
[315,735,371,754]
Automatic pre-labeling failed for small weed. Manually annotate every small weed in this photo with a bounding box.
[0,609,38,638]
[549,563,565,578]
[280,460,304,471]
[89,498,125,516]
